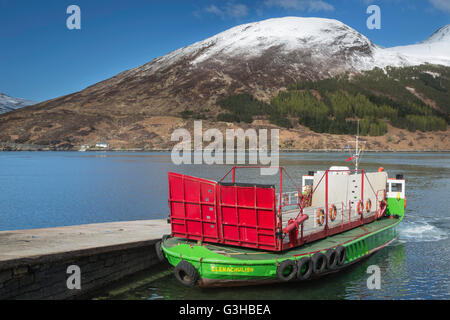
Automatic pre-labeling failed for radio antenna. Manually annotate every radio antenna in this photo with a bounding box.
[346,120,366,171]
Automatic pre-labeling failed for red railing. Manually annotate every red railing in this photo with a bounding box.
[168,166,387,252]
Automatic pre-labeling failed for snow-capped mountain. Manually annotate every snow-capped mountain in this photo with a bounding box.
[0,93,35,114]
[71,17,443,117]
[424,25,450,44]
[386,25,450,66]
[120,17,412,81]
[0,17,448,149]
[91,17,449,110]
[122,18,448,79]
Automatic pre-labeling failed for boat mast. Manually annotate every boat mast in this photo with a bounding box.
[347,120,365,171]
[355,120,360,171]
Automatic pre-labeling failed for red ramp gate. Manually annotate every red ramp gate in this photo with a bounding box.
[218,182,278,251]
[168,172,280,251]
[168,172,220,243]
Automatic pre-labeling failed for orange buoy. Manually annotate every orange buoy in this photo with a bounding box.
[316,208,325,226]
[366,199,372,213]
[328,205,337,222]
[357,200,364,215]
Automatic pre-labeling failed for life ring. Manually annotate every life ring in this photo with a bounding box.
[316,208,325,226]
[328,205,337,221]
[174,261,199,287]
[312,252,327,274]
[335,246,346,266]
[297,257,313,280]
[366,199,372,213]
[357,200,364,215]
[277,259,297,282]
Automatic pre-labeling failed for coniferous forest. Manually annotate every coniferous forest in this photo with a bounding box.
[216,65,449,136]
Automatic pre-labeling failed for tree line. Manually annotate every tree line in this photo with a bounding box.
[216,65,449,136]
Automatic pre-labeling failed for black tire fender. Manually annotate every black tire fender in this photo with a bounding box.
[312,252,327,274]
[325,248,337,269]
[297,257,313,280]
[155,234,170,262]
[277,259,297,282]
[336,246,346,266]
[174,261,199,287]
[155,240,166,262]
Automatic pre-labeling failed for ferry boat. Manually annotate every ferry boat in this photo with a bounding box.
[159,137,406,287]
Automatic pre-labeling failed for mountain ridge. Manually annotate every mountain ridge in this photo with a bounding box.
[0,17,448,150]
[423,25,450,44]
[0,93,35,115]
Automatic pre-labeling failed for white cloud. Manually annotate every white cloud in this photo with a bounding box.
[204,5,222,16]
[264,0,334,12]
[200,2,249,19]
[429,0,450,13]
[226,3,249,18]
[359,0,449,14]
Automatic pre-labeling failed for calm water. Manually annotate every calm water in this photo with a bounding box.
[1,151,449,299]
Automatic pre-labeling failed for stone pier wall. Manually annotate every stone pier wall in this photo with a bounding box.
[0,240,161,300]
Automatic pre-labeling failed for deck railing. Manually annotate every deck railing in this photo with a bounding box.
[168,166,387,252]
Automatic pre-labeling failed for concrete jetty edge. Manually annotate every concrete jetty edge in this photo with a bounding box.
[0,219,171,300]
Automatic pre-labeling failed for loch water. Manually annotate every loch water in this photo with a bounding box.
[1,151,449,299]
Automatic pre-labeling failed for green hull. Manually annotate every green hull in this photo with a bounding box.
[162,216,402,287]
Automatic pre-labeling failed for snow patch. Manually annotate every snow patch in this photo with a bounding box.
[386,25,450,67]
[0,93,35,114]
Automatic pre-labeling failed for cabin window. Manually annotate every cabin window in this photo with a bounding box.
[304,179,313,186]
[391,183,403,192]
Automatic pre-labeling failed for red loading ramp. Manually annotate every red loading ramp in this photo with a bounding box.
[168,172,280,251]
[218,182,278,251]
[168,172,219,243]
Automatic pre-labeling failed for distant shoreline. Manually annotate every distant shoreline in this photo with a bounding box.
[2,140,450,153]
[1,147,449,153]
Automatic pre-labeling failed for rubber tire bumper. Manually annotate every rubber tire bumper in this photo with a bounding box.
[335,246,347,266]
[325,249,337,269]
[312,252,327,274]
[174,261,199,287]
[277,260,298,282]
[297,257,313,280]
[155,241,165,262]
[155,234,170,262]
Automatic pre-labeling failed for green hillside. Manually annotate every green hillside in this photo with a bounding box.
[217,65,449,136]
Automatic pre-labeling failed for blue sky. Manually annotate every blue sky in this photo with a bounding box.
[0,0,449,102]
